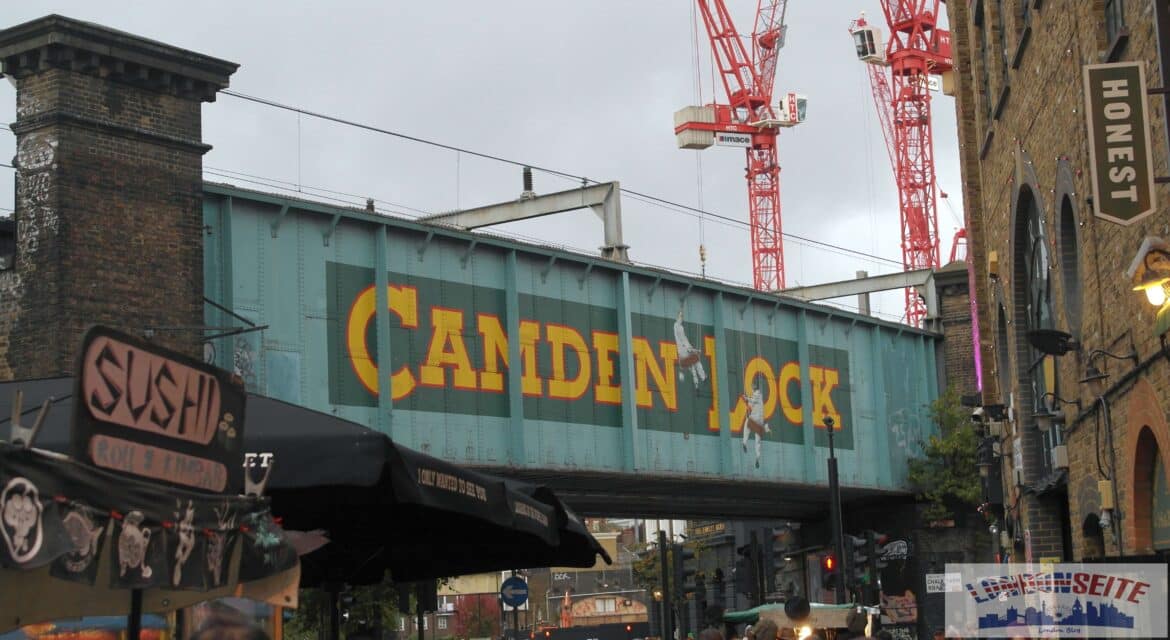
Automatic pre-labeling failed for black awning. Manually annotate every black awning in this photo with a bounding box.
[1,377,609,584]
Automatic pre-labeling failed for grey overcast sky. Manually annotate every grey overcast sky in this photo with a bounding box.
[0,1,964,322]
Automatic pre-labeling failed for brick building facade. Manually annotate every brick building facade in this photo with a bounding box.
[947,0,1170,560]
[0,15,236,379]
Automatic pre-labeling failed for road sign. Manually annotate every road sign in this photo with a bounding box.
[925,572,961,593]
[500,576,529,608]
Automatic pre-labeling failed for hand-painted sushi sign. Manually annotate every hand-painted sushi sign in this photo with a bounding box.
[72,326,247,493]
[327,264,854,448]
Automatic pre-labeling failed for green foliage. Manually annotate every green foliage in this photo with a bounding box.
[907,386,983,522]
[453,593,500,639]
[283,573,406,640]
[629,539,705,593]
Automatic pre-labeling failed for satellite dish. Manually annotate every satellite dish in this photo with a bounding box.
[1026,329,1080,356]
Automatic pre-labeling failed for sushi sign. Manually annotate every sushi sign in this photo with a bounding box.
[71,326,247,494]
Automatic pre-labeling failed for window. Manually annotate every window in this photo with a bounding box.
[995,0,1009,81]
[596,598,617,613]
[1106,0,1126,46]
[1020,188,1062,471]
[996,303,1011,399]
[438,617,448,630]
[976,4,993,122]
[1058,195,1082,333]
[0,217,13,270]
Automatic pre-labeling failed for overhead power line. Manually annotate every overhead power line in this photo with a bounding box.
[220,89,903,267]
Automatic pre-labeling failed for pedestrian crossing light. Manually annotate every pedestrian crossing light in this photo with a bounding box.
[820,553,839,591]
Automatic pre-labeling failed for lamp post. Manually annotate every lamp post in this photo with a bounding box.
[825,415,846,603]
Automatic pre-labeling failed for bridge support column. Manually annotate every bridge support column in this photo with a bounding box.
[375,227,394,437]
[713,293,733,474]
[617,272,640,472]
[797,310,817,481]
[506,251,526,464]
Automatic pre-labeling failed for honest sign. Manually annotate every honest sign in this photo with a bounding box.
[1083,62,1157,225]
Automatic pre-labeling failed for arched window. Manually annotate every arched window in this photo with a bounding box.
[1058,195,1082,333]
[1014,186,1060,474]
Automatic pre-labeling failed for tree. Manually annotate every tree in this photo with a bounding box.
[453,594,500,640]
[282,573,404,640]
[907,386,982,522]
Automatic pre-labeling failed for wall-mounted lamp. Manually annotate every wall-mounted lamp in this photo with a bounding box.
[1031,392,1082,432]
[976,436,1003,478]
[1126,236,1170,306]
[1079,348,1138,397]
[1025,328,1081,356]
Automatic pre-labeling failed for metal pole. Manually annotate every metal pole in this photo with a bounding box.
[127,589,143,640]
[329,589,341,640]
[512,570,521,640]
[826,416,847,603]
[417,602,424,640]
[658,530,672,640]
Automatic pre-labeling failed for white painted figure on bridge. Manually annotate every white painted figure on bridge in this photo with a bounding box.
[674,309,706,385]
[741,384,770,468]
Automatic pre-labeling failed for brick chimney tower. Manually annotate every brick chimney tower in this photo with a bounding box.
[0,15,237,379]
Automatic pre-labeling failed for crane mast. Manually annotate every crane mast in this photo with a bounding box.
[676,1,802,292]
[850,2,952,327]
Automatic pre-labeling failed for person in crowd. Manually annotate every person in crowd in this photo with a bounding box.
[189,606,269,640]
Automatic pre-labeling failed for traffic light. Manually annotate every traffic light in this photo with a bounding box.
[675,543,698,597]
[845,534,868,586]
[734,544,758,598]
[625,624,633,639]
[819,552,839,591]
[761,527,787,596]
[868,530,889,571]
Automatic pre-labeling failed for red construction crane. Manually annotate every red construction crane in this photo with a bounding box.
[674,1,804,291]
[849,3,953,327]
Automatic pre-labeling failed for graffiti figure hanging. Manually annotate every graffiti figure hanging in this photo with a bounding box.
[740,385,770,468]
[117,510,153,579]
[674,309,707,386]
[172,499,196,586]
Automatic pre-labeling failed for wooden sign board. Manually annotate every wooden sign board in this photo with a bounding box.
[71,326,246,494]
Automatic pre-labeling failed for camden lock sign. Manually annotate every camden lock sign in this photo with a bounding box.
[72,326,247,493]
[1084,61,1157,225]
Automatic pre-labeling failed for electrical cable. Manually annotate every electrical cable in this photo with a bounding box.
[219,89,904,267]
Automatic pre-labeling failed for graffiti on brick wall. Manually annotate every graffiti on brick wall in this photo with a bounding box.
[15,92,43,119]
[14,132,58,258]
[0,271,20,377]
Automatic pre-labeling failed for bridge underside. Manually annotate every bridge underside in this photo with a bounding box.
[481,467,915,520]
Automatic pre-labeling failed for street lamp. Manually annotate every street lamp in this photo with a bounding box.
[1126,236,1170,306]
[1078,348,1138,397]
[1031,392,1081,433]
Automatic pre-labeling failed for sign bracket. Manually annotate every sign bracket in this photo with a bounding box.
[7,389,51,448]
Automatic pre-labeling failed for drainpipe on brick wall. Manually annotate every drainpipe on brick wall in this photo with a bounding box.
[1100,396,1125,556]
